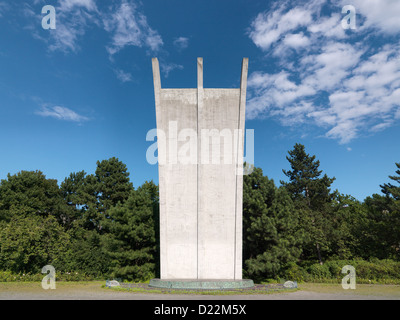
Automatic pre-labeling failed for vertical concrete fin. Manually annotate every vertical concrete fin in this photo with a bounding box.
[152,57,165,278]
[234,58,249,280]
[239,58,248,127]
[152,58,162,98]
[196,57,204,279]
[152,58,162,121]
[197,57,203,89]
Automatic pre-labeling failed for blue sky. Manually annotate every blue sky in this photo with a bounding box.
[0,0,399,201]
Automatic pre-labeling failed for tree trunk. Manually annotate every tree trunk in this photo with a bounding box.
[316,243,323,265]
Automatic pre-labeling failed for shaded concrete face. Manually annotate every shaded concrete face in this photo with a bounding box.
[152,58,248,280]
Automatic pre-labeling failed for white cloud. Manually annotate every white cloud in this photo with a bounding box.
[249,6,313,51]
[339,0,400,34]
[114,68,132,82]
[247,0,400,144]
[59,0,97,12]
[307,13,346,39]
[302,42,363,93]
[283,32,310,49]
[43,0,99,53]
[173,37,189,50]
[28,0,163,55]
[104,0,163,56]
[0,1,9,17]
[36,106,89,122]
[395,107,400,120]
[160,62,183,78]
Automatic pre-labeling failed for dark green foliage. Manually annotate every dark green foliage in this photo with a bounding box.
[281,143,336,264]
[284,259,400,283]
[243,167,304,281]
[0,158,153,281]
[95,157,133,214]
[281,143,335,210]
[381,162,400,202]
[103,181,158,281]
[361,163,400,260]
[0,171,70,225]
[62,226,111,277]
[0,215,70,273]
[0,149,399,283]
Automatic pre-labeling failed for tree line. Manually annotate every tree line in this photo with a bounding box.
[0,144,399,282]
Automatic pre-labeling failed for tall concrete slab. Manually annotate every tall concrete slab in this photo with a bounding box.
[152,57,248,280]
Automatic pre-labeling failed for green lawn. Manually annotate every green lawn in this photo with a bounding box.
[0,281,399,299]
[299,282,400,298]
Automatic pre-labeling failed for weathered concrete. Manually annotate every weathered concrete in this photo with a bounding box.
[152,57,248,281]
[149,279,254,290]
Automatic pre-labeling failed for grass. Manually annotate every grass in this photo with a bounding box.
[104,283,298,295]
[298,282,400,297]
[0,281,399,298]
[0,281,104,293]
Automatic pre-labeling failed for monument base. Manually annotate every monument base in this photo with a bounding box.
[149,279,254,290]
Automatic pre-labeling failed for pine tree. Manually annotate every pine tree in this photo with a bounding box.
[61,158,134,231]
[372,162,400,259]
[243,167,303,281]
[103,181,158,281]
[381,162,400,204]
[281,143,335,264]
[95,157,133,215]
[0,170,71,226]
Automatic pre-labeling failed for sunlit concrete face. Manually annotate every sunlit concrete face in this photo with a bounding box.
[152,58,248,280]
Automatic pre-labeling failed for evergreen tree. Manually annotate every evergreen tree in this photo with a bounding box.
[60,171,99,230]
[243,167,303,281]
[328,193,369,259]
[363,162,400,260]
[381,162,400,208]
[60,158,133,231]
[281,143,335,264]
[0,170,72,226]
[95,157,133,215]
[103,181,158,281]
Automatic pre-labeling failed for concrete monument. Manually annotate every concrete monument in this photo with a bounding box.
[149,58,253,289]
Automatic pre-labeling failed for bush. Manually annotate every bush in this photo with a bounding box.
[307,263,332,280]
[294,259,400,283]
[283,262,307,282]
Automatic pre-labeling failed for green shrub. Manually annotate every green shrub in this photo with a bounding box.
[283,262,307,282]
[295,259,400,283]
[307,263,332,280]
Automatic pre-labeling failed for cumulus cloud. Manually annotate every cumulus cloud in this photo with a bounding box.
[340,0,400,34]
[247,0,400,144]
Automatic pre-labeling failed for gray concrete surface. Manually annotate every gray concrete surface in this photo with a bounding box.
[151,58,248,280]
